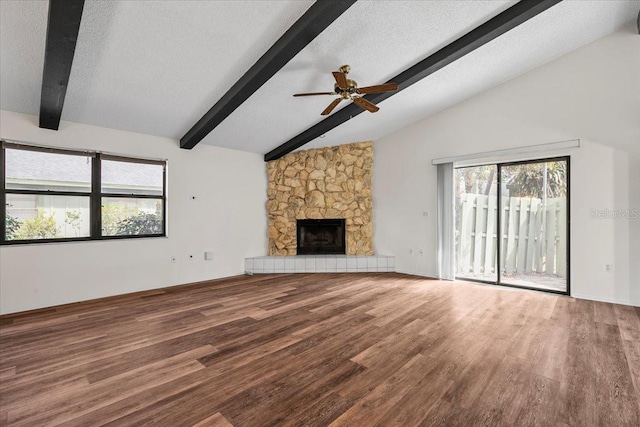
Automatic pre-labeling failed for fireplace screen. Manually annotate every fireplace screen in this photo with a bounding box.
[296,219,346,255]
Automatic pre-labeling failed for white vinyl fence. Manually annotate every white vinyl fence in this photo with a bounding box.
[456,194,567,278]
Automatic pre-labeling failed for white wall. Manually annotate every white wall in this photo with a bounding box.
[0,110,267,314]
[374,27,640,306]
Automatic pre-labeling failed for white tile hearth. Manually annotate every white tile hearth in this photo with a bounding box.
[244,255,395,274]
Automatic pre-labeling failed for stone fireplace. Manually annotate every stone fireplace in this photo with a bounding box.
[266,141,373,255]
[296,219,346,255]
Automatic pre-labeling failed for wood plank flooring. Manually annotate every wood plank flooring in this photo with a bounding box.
[0,273,639,426]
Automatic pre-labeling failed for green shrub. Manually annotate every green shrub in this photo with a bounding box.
[101,204,140,235]
[5,211,21,240]
[16,210,60,240]
[116,213,162,235]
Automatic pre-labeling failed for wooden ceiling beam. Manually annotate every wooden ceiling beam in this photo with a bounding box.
[180,0,357,150]
[264,0,562,162]
[39,0,85,131]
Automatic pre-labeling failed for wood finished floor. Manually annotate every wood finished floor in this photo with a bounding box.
[1,273,639,426]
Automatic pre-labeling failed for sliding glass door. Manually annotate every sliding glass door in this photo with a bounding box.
[455,164,498,282]
[455,157,569,294]
[499,159,569,292]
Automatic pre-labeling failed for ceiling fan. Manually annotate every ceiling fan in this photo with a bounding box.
[293,65,398,116]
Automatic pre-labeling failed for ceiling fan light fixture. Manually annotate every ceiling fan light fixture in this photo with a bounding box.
[293,64,397,115]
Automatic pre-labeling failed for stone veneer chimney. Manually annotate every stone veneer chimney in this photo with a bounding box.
[266,141,373,256]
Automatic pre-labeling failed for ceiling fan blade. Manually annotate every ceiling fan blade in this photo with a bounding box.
[293,92,335,97]
[356,83,398,94]
[352,96,379,113]
[332,71,348,89]
[321,98,342,116]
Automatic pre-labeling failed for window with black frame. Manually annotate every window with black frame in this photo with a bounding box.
[1,141,166,244]
[100,155,165,237]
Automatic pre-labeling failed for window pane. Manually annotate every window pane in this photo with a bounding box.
[454,165,498,282]
[101,160,163,195]
[5,148,91,192]
[499,160,568,292]
[5,194,90,240]
[101,197,164,236]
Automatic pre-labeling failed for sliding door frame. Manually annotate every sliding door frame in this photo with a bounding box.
[455,156,570,296]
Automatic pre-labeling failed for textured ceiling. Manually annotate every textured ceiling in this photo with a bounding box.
[0,0,638,156]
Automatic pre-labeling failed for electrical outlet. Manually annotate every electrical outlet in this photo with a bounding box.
[171,256,176,263]
[204,251,213,261]
[604,264,613,273]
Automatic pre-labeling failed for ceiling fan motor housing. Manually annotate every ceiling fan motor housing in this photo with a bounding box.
[334,79,358,95]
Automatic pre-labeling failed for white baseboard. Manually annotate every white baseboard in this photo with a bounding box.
[570,292,639,307]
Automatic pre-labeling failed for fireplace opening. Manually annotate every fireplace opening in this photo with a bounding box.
[296,219,346,255]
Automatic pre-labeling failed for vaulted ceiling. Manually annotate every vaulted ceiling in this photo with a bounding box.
[1,0,638,158]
